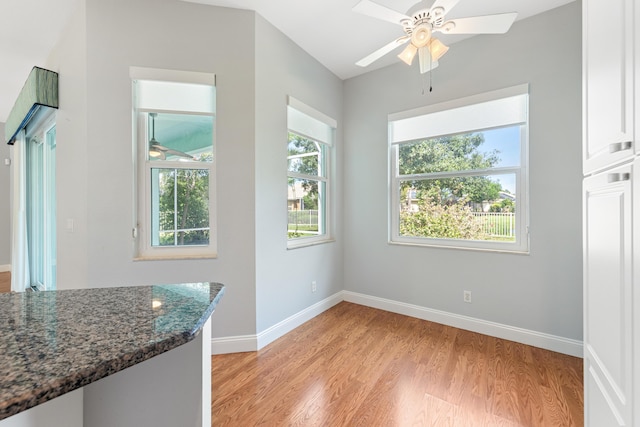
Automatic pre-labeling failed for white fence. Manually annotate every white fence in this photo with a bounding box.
[288,209,513,238]
[472,212,515,238]
[288,210,319,227]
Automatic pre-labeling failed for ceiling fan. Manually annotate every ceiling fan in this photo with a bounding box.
[353,0,518,74]
[148,113,195,161]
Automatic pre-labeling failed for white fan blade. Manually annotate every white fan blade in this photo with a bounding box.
[429,0,461,16]
[356,37,410,67]
[438,13,518,34]
[352,0,410,25]
[152,142,194,160]
[165,149,195,160]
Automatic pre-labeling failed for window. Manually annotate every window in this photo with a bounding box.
[132,67,216,259]
[25,110,57,290]
[287,96,336,248]
[389,85,529,253]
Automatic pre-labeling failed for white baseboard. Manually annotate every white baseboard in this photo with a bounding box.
[211,291,343,355]
[256,292,343,350]
[0,265,10,273]
[212,290,583,358]
[342,291,583,358]
[210,334,257,355]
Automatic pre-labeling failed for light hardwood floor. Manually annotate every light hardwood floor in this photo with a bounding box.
[0,272,10,293]
[211,302,583,426]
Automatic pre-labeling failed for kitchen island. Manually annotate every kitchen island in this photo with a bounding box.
[0,282,224,427]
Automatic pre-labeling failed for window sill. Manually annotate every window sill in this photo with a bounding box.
[133,253,218,261]
[388,240,529,255]
[287,238,335,250]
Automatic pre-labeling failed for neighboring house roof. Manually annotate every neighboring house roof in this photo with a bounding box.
[499,191,516,201]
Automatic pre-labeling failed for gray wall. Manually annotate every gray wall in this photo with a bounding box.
[0,122,9,267]
[46,0,258,338]
[43,0,346,340]
[342,2,583,341]
[254,15,344,332]
[47,0,89,290]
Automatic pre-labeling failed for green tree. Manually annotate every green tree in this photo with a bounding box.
[288,132,320,199]
[158,153,211,246]
[287,133,322,238]
[398,133,504,240]
[490,198,514,213]
[399,133,501,205]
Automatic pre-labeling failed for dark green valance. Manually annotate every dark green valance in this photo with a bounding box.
[5,66,58,145]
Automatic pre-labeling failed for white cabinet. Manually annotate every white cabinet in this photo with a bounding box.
[583,163,633,426]
[583,0,638,424]
[583,0,634,174]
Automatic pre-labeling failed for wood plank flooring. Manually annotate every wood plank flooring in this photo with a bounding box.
[211,302,583,426]
[0,271,10,293]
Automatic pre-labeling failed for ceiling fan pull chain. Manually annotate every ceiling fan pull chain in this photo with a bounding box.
[429,53,433,92]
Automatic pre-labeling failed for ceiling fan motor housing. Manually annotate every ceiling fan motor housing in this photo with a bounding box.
[402,5,447,40]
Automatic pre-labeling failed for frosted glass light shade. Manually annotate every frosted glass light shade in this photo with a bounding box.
[398,43,418,65]
[428,38,449,61]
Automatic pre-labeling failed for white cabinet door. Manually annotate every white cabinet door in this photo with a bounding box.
[583,163,633,426]
[583,0,634,174]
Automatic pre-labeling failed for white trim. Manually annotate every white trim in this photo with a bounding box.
[211,292,343,355]
[390,94,527,144]
[129,66,215,86]
[0,265,10,273]
[287,95,337,129]
[210,334,257,355]
[212,290,583,358]
[388,83,529,122]
[342,291,583,358]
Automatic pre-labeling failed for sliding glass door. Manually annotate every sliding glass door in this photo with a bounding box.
[26,115,56,291]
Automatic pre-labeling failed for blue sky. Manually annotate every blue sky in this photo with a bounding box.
[477,125,521,193]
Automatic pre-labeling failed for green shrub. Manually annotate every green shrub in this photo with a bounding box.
[400,199,485,240]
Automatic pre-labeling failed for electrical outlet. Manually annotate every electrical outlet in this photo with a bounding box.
[463,290,472,303]
[311,281,317,293]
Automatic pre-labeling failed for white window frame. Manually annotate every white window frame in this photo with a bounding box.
[389,85,530,253]
[131,67,216,260]
[287,96,336,249]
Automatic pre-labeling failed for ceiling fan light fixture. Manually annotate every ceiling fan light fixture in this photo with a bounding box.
[147,112,194,161]
[427,37,449,61]
[410,24,432,48]
[149,150,165,160]
[149,142,165,159]
[398,43,418,65]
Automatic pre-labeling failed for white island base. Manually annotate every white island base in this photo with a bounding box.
[0,318,211,427]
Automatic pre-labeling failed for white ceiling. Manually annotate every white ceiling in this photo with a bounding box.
[0,0,79,123]
[0,0,574,123]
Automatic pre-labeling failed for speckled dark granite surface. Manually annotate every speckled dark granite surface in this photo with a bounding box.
[0,282,224,420]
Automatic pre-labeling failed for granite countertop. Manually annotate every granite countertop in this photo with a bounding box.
[0,282,224,420]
